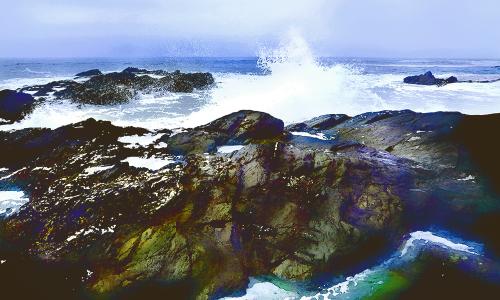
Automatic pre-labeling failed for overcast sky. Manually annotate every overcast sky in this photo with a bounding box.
[1,0,499,58]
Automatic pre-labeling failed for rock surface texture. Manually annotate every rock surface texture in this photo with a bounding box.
[0,110,499,299]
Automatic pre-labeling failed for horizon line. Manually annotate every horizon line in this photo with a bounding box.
[1,56,500,60]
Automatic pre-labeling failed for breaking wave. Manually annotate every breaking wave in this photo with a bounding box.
[181,31,386,128]
[220,230,484,300]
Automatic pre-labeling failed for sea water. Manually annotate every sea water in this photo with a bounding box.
[1,34,499,131]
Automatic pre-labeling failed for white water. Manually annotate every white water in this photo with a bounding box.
[291,132,331,140]
[121,156,176,171]
[221,278,297,300]
[118,133,165,149]
[217,145,245,153]
[0,191,29,216]
[181,33,387,128]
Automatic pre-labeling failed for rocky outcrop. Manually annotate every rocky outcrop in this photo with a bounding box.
[0,89,37,124]
[0,110,498,299]
[59,69,215,105]
[17,68,215,106]
[404,71,458,86]
[163,110,285,155]
[75,69,103,77]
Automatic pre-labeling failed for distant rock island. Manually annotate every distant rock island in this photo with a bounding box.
[404,71,500,86]
[404,71,457,86]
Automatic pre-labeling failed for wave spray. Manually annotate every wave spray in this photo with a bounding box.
[182,31,386,127]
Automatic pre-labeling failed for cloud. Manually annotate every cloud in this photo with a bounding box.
[0,0,498,57]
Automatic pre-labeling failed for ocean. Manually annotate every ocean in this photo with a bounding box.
[1,41,500,132]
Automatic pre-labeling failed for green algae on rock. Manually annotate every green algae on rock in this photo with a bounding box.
[0,110,499,299]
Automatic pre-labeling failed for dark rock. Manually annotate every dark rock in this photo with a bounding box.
[286,114,351,132]
[20,80,78,97]
[446,76,458,84]
[21,68,217,105]
[75,69,103,77]
[121,67,149,74]
[158,71,215,93]
[57,72,154,105]
[0,89,37,123]
[163,110,284,155]
[403,71,438,85]
[404,71,458,86]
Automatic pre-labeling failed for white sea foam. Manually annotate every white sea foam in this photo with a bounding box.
[291,132,331,140]
[180,32,387,128]
[0,96,188,131]
[400,231,477,257]
[122,156,175,171]
[118,133,164,149]
[220,278,298,300]
[301,269,373,300]
[224,231,481,299]
[0,76,71,90]
[217,145,245,153]
[84,165,114,175]
[179,32,500,128]
[458,175,475,181]
[0,191,29,216]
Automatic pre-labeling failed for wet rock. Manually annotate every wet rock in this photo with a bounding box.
[163,110,284,155]
[286,114,351,132]
[75,69,103,77]
[121,67,150,74]
[0,110,499,299]
[58,72,139,105]
[0,89,37,124]
[404,71,458,86]
[14,68,215,107]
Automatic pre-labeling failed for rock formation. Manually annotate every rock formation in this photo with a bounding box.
[0,110,498,299]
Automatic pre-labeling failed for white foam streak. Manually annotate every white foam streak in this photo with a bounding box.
[400,231,477,257]
[83,165,114,175]
[217,145,245,153]
[291,132,331,140]
[118,133,164,149]
[122,156,175,171]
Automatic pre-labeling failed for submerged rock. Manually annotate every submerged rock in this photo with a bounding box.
[404,71,458,86]
[0,110,498,299]
[0,89,37,124]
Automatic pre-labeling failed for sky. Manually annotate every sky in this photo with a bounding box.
[1,0,499,58]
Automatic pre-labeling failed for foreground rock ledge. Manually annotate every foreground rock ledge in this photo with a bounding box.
[0,110,499,299]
